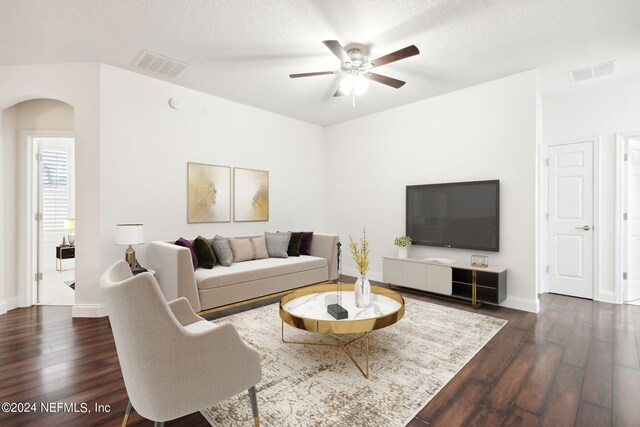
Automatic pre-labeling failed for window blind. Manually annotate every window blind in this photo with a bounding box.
[42,148,70,233]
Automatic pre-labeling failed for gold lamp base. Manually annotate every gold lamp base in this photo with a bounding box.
[124,245,142,271]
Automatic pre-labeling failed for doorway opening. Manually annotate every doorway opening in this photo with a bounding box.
[1,98,75,309]
[617,134,640,306]
[31,135,76,305]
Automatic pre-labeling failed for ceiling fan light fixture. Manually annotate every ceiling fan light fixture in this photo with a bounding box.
[338,74,369,96]
[339,74,354,95]
[354,74,369,96]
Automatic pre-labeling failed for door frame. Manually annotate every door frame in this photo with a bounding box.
[19,130,74,307]
[541,136,601,300]
[614,132,640,304]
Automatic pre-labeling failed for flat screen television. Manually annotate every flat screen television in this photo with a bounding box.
[406,180,500,252]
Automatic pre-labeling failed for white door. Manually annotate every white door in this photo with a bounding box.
[548,141,594,299]
[625,138,640,302]
[31,137,75,305]
[34,140,45,303]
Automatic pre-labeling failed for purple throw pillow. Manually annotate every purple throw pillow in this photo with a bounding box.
[299,232,314,255]
[175,237,199,270]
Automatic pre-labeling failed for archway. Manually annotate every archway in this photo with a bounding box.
[1,98,75,309]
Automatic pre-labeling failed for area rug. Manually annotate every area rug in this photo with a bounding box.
[200,297,506,426]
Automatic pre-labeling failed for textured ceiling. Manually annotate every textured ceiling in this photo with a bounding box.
[1,0,639,126]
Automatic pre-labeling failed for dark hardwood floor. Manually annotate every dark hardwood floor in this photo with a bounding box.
[1,284,639,426]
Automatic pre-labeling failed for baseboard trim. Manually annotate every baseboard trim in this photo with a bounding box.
[72,303,108,318]
[598,290,617,304]
[501,295,540,313]
[6,297,18,311]
[0,297,18,315]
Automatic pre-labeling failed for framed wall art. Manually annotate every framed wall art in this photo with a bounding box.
[187,162,231,223]
[233,167,269,222]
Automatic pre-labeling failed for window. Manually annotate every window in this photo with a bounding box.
[35,137,75,238]
[42,148,70,233]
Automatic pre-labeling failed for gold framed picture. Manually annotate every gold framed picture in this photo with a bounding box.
[233,167,269,222]
[187,162,231,223]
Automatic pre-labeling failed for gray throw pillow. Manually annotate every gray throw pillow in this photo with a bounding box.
[265,232,290,258]
[211,235,233,266]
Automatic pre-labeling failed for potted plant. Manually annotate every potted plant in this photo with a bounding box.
[394,235,412,258]
[349,229,371,308]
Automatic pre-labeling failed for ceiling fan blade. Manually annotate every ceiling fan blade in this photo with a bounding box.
[368,45,419,69]
[365,73,406,89]
[289,71,337,78]
[322,40,350,63]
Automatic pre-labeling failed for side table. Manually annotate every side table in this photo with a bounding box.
[56,245,75,272]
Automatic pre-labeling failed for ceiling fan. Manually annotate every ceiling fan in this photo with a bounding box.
[289,40,420,103]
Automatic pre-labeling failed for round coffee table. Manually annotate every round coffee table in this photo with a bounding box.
[279,283,405,378]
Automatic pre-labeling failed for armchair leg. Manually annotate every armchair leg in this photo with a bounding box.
[122,400,133,427]
[248,386,260,427]
[154,423,164,427]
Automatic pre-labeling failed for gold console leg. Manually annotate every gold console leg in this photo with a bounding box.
[471,270,483,309]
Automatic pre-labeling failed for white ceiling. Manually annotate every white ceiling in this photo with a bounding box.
[1,0,639,126]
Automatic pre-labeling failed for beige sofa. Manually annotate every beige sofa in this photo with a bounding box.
[148,233,339,312]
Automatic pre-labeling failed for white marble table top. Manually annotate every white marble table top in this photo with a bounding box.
[282,290,402,322]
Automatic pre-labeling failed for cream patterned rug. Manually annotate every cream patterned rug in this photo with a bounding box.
[201,297,506,426]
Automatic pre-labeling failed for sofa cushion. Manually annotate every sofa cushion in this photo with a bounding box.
[193,236,216,269]
[195,256,327,290]
[175,237,198,270]
[211,235,233,266]
[299,232,314,255]
[265,232,290,258]
[229,236,269,262]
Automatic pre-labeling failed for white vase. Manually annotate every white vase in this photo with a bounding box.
[355,275,371,308]
[398,246,408,258]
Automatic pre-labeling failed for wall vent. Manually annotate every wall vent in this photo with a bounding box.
[134,51,188,78]
[570,60,616,83]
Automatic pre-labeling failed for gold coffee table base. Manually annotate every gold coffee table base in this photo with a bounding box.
[281,321,370,378]
[279,283,404,379]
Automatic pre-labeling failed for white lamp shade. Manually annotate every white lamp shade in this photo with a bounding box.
[115,224,145,246]
[64,218,75,230]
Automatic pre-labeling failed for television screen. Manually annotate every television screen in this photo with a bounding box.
[406,180,499,252]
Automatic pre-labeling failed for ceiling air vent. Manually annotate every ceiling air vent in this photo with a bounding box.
[134,51,188,78]
[570,60,616,83]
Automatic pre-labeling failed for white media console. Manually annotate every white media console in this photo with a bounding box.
[382,256,507,307]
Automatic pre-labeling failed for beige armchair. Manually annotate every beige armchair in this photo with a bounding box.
[100,261,262,427]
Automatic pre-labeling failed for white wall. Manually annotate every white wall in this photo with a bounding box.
[1,105,18,313]
[0,63,102,316]
[543,74,640,303]
[325,70,540,312]
[0,63,327,318]
[17,99,74,130]
[98,65,327,271]
[15,62,635,315]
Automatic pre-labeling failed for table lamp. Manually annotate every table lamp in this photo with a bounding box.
[115,224,145,271]
[64,218,76,246]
